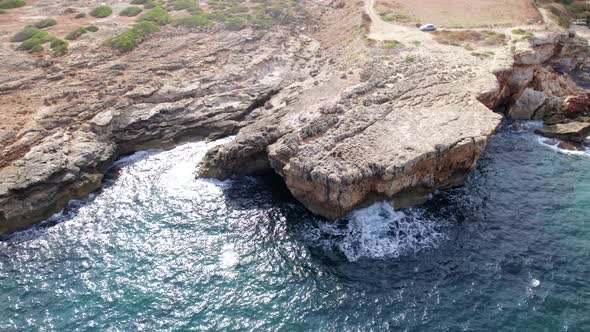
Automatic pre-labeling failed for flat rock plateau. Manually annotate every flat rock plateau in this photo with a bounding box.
[1,0,589,233]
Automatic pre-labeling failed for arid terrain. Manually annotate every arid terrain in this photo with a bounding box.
[375,0,542,28]
[1,0,589,233]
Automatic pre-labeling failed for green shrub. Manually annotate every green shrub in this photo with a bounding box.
[0,9,6,14]
[50,39,68,55]
[223,16,246,30]
[173,14,211,28]
[33,18,58,29]
[169,0,201,13]
[85,25,99,32]
[144,2,156,9]
[138,6,171,25]
[11,27,40,42]
[90,5,112,18]
[250,14,273,29]
[74,12,86,19]
[108,21,160,52]
[131,0,148,4]
[120,6,143,16]
[0,0,25,9]
[17,31,55,51]
[65,27,87,40]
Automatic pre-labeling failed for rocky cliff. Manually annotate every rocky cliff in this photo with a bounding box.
[197,40,506,219]
[1,0,589,233]
[479,32,590,147]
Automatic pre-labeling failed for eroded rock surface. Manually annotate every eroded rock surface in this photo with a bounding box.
[0,24,323,233]
[2,0,589,232]
[197,35,504,219]
[481,32,590,143]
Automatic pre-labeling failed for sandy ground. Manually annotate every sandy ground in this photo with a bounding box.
[376,0,542,28]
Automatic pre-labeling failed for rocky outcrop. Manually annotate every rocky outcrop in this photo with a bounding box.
[197,45,504,219]
[483,32,590,143]
[535,121,590,142]
[0,28,322,234]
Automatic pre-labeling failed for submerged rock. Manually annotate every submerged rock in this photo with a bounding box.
[535,121,590,143]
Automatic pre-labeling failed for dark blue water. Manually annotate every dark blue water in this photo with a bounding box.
[1,123,589,331]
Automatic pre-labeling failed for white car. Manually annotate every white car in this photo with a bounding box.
[419,24,438,32]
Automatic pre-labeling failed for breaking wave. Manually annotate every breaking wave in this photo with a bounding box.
[304,202,449,261]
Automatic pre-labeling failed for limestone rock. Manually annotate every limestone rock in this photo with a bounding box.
[199,52,503,219]
[535,121,590,143]
[0,27,319,234]
[508,88,547,120]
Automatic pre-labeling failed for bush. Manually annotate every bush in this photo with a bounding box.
[173,14,211,28]
[50,39,68,55]
[138,6,171,25]
[33,18,58,29]
[223,16,247,30]
[144,2,156,9]
[17,31,55,51]
[0,0,25,9]
[108,21,160,52]
[0,9,6,14]
[65,27,87,40]
[75,12,86,19]
[85,25,99,32]
[169,0,201,13]
[90,5,112,18]
[131,0,148,4]
[120,6,143,17]
[11,27,40,42]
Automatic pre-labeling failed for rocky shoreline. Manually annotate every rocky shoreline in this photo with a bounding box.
[1,0,590,233]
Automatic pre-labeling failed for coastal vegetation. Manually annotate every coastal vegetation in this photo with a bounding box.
[90,5,113,18]
[11,27,68,54]
[173,14,212,28]
[138,6,171,25]
[108,21,161,52]
[0,0,25,9]
[32,18,58,29]
[120,6,143,17]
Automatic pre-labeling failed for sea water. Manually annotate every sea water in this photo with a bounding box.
[1,123,588,331]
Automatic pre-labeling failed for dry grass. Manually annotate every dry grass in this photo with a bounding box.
[433,30,508,48]
[376,0,541,27]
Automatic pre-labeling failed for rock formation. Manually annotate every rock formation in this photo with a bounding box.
[0,27,323,233]
[480,32,590,144]
[1,0,590,233]
[197,40,505,219]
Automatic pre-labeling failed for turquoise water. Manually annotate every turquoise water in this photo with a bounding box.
[1,123,589,331]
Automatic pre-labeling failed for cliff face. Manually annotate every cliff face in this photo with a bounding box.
[1,0,589,233]
[197,41,504,220]
[479,33,590,138]
[0,28,323,234]
[198,32,590,220]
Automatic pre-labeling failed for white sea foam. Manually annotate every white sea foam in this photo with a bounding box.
[535,136,590,156]
[307,202,448,262]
